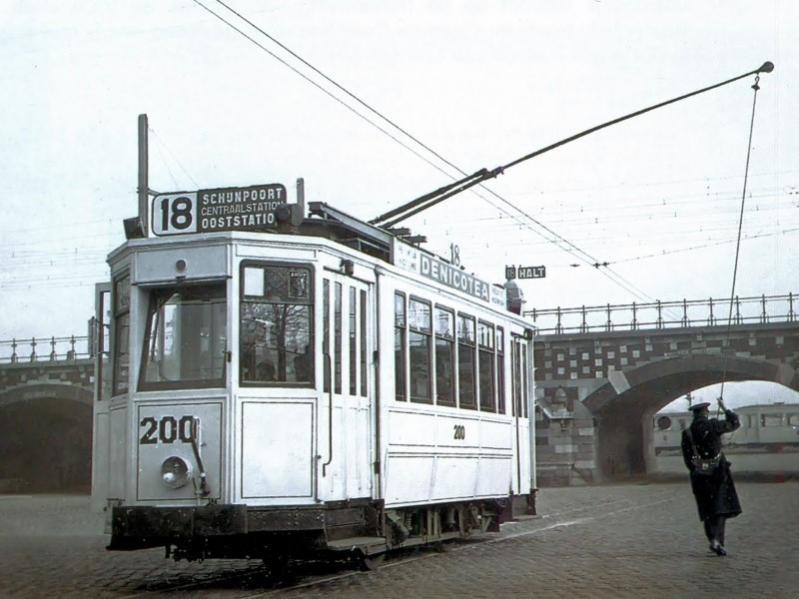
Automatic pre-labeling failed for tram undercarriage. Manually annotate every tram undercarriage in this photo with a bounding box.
[109,494,535,564]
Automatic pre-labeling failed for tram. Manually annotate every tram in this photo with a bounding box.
[91,181,536,566]
[651,403,799,477]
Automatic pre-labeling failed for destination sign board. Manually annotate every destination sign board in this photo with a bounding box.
[152,183,287,236]
[394,240,506,307]
[506,264,546,280]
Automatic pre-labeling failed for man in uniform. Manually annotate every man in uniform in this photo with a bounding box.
[681,398,742,556]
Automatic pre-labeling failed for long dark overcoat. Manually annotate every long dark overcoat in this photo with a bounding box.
[680,409,742,521]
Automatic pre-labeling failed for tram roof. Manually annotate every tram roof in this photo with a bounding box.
[111,201,527,321]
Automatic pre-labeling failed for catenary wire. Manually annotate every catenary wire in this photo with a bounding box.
[195,0,656,302]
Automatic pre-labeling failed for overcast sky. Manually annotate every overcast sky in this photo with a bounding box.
[2,1,797,405]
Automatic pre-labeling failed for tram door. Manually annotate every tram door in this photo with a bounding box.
[91,283,112,511]
[320,274,373,501]
[511,335,531,494]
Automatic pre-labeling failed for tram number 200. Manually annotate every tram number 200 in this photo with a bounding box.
[140,416,196,445]
[453,424,466,440]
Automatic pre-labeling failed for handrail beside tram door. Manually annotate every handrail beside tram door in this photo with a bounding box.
[322,352,334,477]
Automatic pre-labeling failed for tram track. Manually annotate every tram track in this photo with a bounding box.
[121,493,678,597]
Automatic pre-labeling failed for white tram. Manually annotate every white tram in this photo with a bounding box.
[91,185,536,565]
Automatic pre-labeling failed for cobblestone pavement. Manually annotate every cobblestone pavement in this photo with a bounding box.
[0,481,797,598]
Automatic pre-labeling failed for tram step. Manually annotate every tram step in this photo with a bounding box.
[327,536,387,554]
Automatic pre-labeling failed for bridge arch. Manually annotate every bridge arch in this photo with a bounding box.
[585,354,798,480]
[0,383,93,493]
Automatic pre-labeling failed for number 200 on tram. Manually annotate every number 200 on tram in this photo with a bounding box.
[91,189,536,565]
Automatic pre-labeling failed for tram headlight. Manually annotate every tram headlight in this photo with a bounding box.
[160,456,192,489]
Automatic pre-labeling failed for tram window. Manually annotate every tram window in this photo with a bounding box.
[435,307,455,407]
[360,290,367,396]
[112,275,130,395]
[323,279,331,393]
[788,414,799,426]
[349,287,357,395]
[510,336,529,417]
[96,289,112,401]
[496,327,505,414]
[394,292,406,401]
[511,339,521,417]
[240,264,313,386]
[244,267,264,296]
[458,314,477,410]
[521,343,528,417]
[761,413,783,427]
[409,298,432,403]
[140,283,227,390]
[478,321,496,412]
[334,282,342,393]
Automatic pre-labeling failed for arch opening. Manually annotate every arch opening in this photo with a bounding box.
[590,353,799,481]
[0,391,92,494]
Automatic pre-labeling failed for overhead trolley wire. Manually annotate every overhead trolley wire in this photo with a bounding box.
[193,1,656,302]
[209,0,600,268]
[190,0,458,184]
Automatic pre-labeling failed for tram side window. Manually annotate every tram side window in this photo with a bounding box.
[112,275,130,395]
[435,307,456,407]
[496,327,505,414]
[140,283,227,390]
[395,292,406,401]
[458,314,477,410]
[478,321,496,412]
[409,298,432,403]
[240,264,313,385]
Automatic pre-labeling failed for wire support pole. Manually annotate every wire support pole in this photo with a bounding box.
[719,73,764,402]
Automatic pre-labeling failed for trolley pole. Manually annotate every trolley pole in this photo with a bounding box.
[138,113,149,237]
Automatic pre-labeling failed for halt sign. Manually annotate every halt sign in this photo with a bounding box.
[152,183,287,236]
[505,264,546,280]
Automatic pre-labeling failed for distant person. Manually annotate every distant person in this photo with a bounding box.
[681,398,742,556]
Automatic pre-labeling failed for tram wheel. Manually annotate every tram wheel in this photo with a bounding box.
[263,553,292,584]
[358,551,386,571]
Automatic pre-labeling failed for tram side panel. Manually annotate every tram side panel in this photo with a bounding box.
[378,274,527,509]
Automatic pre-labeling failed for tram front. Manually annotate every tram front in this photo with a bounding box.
[92,226,331,560]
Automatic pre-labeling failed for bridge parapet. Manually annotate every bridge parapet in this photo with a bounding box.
[527,293,797,335]
[0,336,92,364]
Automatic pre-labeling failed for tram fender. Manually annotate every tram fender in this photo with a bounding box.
[109,504,248,550]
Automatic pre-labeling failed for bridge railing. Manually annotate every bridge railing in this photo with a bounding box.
[526,293,798,335]
[0,335,92,364]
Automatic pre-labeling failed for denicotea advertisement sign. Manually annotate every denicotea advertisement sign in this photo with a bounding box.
[393,240,506,307]
[152,183,286,236]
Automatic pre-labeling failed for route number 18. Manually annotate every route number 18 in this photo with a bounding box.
[152,193,198,236]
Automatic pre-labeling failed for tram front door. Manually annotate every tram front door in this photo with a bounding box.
[320,273,373,501]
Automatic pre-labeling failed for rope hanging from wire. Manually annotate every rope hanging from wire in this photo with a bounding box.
[717,71,768,410]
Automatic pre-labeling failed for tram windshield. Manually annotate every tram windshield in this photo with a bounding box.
[139,284,227,390]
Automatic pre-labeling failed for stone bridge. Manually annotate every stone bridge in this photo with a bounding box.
[529,294,799,485]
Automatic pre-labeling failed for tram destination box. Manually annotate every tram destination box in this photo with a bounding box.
[152,183,287,236]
